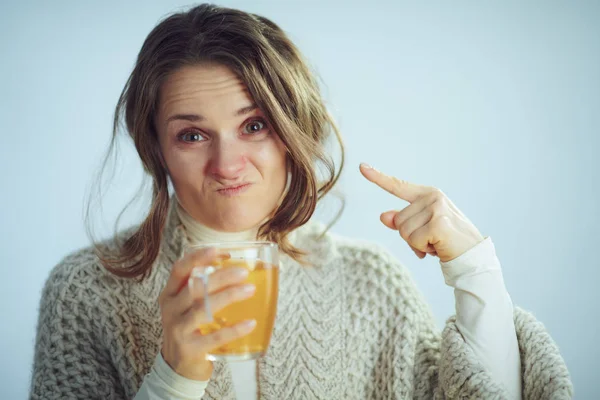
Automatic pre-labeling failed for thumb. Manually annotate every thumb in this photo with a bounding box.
[380,210,399,230]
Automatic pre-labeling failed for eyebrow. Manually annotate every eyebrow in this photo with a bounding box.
[165,103,259,124]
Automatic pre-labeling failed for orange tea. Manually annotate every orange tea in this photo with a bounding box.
[198,258,279,360]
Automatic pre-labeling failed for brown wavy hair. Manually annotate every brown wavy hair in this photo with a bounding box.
[87,3,344,280]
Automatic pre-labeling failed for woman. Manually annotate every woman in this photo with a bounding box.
[30,4,572,399]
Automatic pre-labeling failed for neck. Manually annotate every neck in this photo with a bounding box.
[176,201,258,244]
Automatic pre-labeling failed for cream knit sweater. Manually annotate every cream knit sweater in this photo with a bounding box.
[30,201,573,399]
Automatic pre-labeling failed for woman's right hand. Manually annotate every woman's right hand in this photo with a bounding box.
[158,247,257,381]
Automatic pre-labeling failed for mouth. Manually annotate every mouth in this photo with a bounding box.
[216,183,252,196]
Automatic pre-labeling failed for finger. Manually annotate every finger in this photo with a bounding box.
[380,191,437,230]
[188,266,250,298]
[387,214,434,258]
[163,248,222,298]
[394,191,438,227]
[408,222,439,253]
[411,245,426,259]
[412,242,436,255]
[180,284,256,334]
[400,209,436,257]
[380,210,399,230]
[166,267,250,316]
[397,208,433,243]
[192,319,257,352]
[359,163,430,203]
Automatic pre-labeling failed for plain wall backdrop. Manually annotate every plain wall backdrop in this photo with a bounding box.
[1,0,598,398]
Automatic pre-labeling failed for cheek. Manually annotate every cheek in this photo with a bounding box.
[163,147,208,184]
[253,142,287,180]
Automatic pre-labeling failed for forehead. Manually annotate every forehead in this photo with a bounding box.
[157,63,253,117]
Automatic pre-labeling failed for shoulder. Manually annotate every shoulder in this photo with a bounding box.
[295,220,417,289]
[40,226,138,309]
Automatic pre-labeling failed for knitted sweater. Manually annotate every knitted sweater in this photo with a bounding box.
[30,203,573,399]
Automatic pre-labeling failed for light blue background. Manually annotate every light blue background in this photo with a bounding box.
[1,1,598,398]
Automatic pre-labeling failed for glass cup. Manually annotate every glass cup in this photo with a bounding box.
[186,241,280,362]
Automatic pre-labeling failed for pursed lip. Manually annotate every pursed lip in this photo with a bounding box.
[216,182,252,196]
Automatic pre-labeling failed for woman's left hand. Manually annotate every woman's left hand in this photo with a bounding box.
[360,163,485,262]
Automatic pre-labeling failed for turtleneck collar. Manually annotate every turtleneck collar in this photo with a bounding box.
[175,201,258,244]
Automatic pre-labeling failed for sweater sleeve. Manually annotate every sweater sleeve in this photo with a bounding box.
[408,287,573,399]
[431,307,574,399]
[368,240,573,399]
[29,267,127,400]
[440,237,522,398]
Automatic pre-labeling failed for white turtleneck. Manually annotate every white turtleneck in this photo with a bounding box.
[134,202,522,400]
[175,202,259,243]
[133,202,258,399]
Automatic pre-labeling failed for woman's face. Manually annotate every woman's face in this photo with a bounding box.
[156,63,288,232]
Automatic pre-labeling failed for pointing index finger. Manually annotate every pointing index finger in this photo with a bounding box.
[359,163,429,203]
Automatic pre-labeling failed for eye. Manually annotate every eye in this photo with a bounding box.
[243,119,268,135]
[178,131,205,143]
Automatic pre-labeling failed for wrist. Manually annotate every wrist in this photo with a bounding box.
[160,350,213,381]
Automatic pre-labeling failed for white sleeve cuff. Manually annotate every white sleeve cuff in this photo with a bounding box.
[440,236,501,287]
[134,352,209,400]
